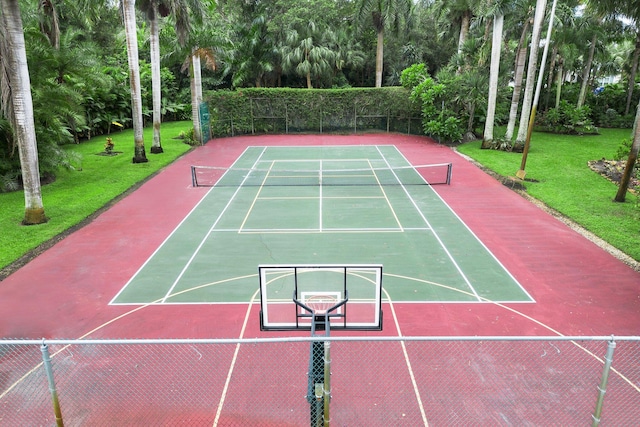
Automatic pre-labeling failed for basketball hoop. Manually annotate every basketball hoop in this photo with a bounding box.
[305,294,339,315]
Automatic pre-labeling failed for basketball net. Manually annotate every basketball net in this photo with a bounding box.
[305,294,338,315]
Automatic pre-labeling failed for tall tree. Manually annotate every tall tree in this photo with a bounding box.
[482,0,508,147]
[504,0,533,142]
[0,0,46,224]
[515,0,547,149]
[139,0,205,154]
[357,0,413,87]
[123,0,147,163]
[281,21,335,89]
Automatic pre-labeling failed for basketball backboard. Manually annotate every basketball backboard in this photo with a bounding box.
[259,264,383,331]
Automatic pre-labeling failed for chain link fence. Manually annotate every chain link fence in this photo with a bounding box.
[1,336,638,426]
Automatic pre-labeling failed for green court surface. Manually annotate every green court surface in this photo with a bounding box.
[110,145,533,306]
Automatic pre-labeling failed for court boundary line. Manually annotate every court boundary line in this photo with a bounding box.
[392,147,535,302]
[113,144,532,306]
[375,146,482,301]
[108,145,263,305]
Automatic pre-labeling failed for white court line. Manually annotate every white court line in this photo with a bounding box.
[392,147,535,302]
[368,158,404,231]
[375,146,482,302]
[384,288,429,426]
[212,289,258,427]
[109,146,261,305]
[238,160,275,232]
[160,148,269,303]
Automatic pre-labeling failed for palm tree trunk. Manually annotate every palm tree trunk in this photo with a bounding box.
[577,34,597,108]
[505,47,527,141]
[375,28,384,87]
[504,15,531,142]
[543,47,558,110]
[0,0,46,224]
[615,99,640,202]
[123,0,147,163]
[555,57,564,108]
[625,35,640,115]
[149,1,163,154]
[482,13,504,148]
[456,10,471,74]
[458,10,470,55]
[191,52,202,144]
[515,0,547,149]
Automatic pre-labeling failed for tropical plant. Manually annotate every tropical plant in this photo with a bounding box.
[356,0,413,87]
[281,21,335,89]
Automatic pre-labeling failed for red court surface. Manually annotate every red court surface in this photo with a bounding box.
[0,133,639,340]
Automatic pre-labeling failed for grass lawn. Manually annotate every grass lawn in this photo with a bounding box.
[0,121,193,275]
[457,128,640,263]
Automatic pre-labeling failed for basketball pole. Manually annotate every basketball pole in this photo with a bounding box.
[323,339,331,427]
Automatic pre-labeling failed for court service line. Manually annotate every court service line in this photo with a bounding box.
[375,146,482,301]
[384,287,429,426]
[238,160,276,232]
[394,148,534,301]
[212,289,258,427]
[368,159,404,231]
[161,148,269,303]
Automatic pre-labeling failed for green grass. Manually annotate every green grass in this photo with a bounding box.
[0,121,193,273]
[457,128,640,262]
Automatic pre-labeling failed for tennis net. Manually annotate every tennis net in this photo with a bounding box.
[191,163,452,187]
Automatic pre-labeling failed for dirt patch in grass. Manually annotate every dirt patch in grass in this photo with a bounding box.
[588,159,639,193]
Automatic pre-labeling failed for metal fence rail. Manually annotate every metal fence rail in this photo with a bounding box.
[1,336,638,426]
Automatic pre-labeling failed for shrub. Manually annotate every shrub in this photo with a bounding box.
[538,101,598,135]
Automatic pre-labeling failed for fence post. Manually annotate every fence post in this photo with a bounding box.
[41,341,64,427]
[591,337,616,426]
[250,98,255,135]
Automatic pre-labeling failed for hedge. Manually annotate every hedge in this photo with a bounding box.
[205,87,422,137]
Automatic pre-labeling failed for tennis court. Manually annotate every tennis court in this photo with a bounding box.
[111,145,532,307]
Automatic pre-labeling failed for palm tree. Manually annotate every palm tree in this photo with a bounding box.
[357,0,413,87]
[433,0,478,75]
[0,0,46,224]
[123,0,147,163]
[281,21,335,89]
[482,0,510,147]
[514,0,547,149]
[227,15,277,88]
[576,12,604,108]
[138,0,205,154]
[504,0,534,142]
